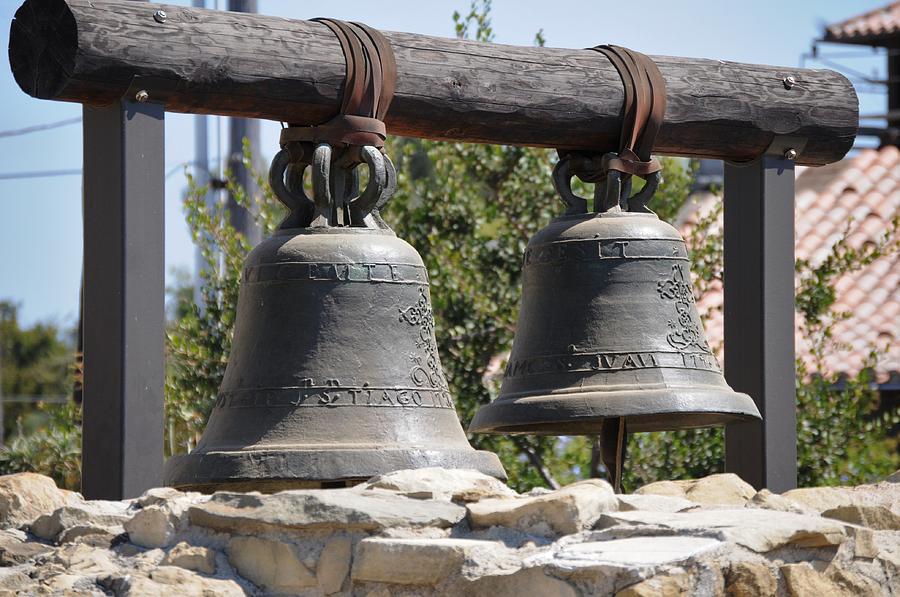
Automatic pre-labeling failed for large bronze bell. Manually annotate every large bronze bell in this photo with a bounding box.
[165,143,505,491]
[470,155,761,439]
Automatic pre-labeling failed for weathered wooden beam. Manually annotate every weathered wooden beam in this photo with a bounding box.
[10,0,857,165]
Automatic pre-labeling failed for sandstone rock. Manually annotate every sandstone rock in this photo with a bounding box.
[190,489,465,534]
[353,537,501,585]
[617,494,696,513]
[0,473,71,528]
[782,482,900,514]
[134,487,190,508]
[724,561,777,597]
[617,571,692,596]
[0,569,32,591]
[532,536,722,570]
[52,543,119,577]
[822,504,900,531]
[228,535,318,592]
[826,564,883,597]
[746,489,812,514]
[463,566,578,597]
[117,565,245,597]
[597,508,845,552]
[851,528,880,559]
[632,480,685,499]
[467,479,617,536]
[160,541,216,575]
[124,505,175,548]
[38,572,96,595]
[0,529,53,565]
[781,563,881,597]
[58,525,119,545]
[361,467,517,502]
[31,501,129,543]
[317,535,352,594]
[635,474,755,506]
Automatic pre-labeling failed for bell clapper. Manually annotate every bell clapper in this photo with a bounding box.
[599,417,628,494]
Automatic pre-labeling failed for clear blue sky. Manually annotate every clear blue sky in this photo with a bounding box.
[0,0,889,328]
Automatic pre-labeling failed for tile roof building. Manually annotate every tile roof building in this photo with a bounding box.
[682,146,900,385]
[823,2,900,46]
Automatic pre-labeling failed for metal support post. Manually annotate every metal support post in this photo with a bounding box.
[723,151,798,492]
[81,99,165,499]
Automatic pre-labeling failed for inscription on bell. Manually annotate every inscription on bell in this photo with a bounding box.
[245,262,428,284]
[216,384,455,410]
[505,349,721,378]
[524,238,688,267]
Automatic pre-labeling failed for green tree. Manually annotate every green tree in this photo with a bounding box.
[165,141,284,454]
[0,301,80,489]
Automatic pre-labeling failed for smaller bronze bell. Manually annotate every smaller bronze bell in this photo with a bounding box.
[470,155,761,437]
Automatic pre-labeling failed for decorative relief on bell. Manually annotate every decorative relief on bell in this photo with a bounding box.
[657,263,714,355]
[401,287,451,397]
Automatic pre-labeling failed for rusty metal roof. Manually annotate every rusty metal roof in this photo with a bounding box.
[684,146,900,382]
[823,2,900,46]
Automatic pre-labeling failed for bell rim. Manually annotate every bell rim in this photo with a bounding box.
[469,387,761,435]
[163,446,506,492]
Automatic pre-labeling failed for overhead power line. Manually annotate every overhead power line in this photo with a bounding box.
[0,169,82,180]
[0,161,222,182]
[0,117,82,139]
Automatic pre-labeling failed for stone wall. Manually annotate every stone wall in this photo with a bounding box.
[0,469,897,596]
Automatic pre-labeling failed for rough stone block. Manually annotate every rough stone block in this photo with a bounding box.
[160,541,216,575]
[228,535,317,593]
[190,489,465,534]
[467,479,617,536]
[781,562,881,597]
[724,561,777,597]
[0,473,72,529]
[745,489,813,514]
[617,494,696,513]
[32,501,129,543]
[124,505,176,549]
[635,474,755,506]
[616,571,692,596]
[0,530,52,565]
[117,565,245,596]
[317,536,352,594]
[822,504,900,531]
[464,566,578,597]
[352,537,500,585]
[533,536,722,569]
[360,467,517,502]
[52,543,119,577]
[597,508,845,552]
[782,483,899,514]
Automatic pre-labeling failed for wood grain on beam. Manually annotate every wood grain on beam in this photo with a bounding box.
[9,0,858,165]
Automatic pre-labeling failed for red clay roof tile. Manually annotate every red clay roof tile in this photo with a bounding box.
[686,146,900,381]
[823,2,900,45]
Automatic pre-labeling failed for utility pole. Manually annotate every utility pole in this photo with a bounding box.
[0,341,4,446]
[192,0,212,308]
[226,0,261,246]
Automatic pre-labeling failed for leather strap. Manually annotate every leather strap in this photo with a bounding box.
[281,18,397,149]
[590,45,666,175]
